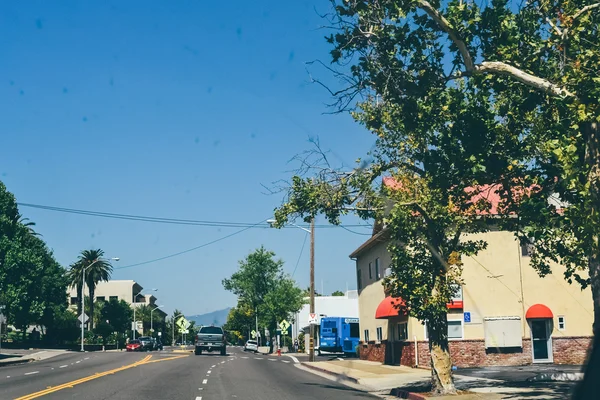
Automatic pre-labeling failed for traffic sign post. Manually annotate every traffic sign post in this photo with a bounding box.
[308,313,318,325]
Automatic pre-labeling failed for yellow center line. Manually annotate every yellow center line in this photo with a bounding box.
[13,353,187,400]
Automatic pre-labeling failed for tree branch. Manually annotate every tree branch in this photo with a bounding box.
[571,3,600,22]
[475,62,575,97]
[417,0,474,71]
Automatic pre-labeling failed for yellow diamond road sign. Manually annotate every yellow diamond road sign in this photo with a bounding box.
[279,319,290,332]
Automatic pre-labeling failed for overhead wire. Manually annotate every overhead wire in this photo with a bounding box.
[291,232,309,278]
[17,202,373,231]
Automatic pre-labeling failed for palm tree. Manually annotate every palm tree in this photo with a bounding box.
[78,249,113,330]
[67,262,84,318]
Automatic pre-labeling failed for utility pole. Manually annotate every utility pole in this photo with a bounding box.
[309,218,315,362]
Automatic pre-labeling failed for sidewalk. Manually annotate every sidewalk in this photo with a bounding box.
[299,359,574,399]
[0,349,67,366]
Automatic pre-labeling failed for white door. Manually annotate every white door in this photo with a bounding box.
[530,319,553,363]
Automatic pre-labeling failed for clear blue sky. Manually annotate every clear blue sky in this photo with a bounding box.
[0,0,376,316]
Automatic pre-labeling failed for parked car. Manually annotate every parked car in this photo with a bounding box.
[195,326,226,355]
[138,336,154,351]
[126,340,142,352]
[244,340,258,353]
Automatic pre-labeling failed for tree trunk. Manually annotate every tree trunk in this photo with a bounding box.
[89,285,95,331]
[574,258,600,399]
[574,122,600,399]
[427,315,456,394]
[76,283,83,318]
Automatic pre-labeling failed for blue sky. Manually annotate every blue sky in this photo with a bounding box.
[0,0,376,316]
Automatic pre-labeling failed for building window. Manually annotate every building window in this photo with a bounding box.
[96,296,105,302]
[357,269,362,290]
[368,262,373,280]
[375,258,380,280]
[398,322,408,341]
[424,320,463,340]
[109,296,118,301]
[364,329,370,343]
[558,316,566,330]
[376,326,383,342]
[70,297,78,305]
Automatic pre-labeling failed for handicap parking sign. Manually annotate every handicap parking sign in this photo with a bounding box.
[463,312,471,323]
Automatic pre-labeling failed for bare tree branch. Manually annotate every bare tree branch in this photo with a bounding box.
[571,3,600,22]
[545,17,563,36]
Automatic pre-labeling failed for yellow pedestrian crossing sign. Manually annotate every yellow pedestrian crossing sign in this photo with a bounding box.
[279,319,290,334]
[176,317,190,333]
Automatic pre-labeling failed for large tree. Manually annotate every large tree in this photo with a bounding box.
[223,247,305,353]
[77,249,113,330]
[273,0,600,394]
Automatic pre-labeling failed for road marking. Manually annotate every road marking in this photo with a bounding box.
[84,357,89,360]
[202,379,208,384]
[241,356,248,359]
[7,376,10,378]
[211,364,216,368]
[254,357,263,360]
[195,397,202,400]
[24,371,39,375]
[221,361,225,364]
[207,370,211,374]
[268,359,276,362]
[76,361,81,364]
[14,355,152,400]
[59,365,68,368]
[286,355,300,364]
[282,360,290,363]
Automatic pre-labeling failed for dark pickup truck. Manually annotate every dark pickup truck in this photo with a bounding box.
[195,326,226,355]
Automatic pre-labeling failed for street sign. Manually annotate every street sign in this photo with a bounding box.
[136,321,143,331]
[308,313,318,325]
[183,329,189,334]
[279,319,290,332]
[158,332,162,336]
[464,312,471,323]
[78,313,89,324]
[251,330,257,338]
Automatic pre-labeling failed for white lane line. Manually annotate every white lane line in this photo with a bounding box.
[195,397,202,400]
[268,359,276,362]
[84,357,89,360]
[288,355,300,364]
[76,361,81,364]
[59,365,68,368]
[254,357,263,360]
[6,376,10,378]
[221,361,226,364]
[202,379,208,384]
[241,356,249,359]
[207,370,212,374]
[211,364,216,368]
[24,371,39,375]
[282,360,290,363]
[198,388,204,390]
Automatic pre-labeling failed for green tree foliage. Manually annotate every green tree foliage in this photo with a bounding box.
[223,247,305,353]
[100,298,133,335]
[331,290,345,296]
[224,304,254,344]
[0,181,68,339]
[271,0,600,394]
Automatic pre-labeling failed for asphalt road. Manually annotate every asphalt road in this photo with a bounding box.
[0,347,375,400]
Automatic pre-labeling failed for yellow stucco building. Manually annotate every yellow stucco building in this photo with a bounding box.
[351,226,593,367]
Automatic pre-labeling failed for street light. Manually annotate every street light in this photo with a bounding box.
[80,257,119,352]
[132,288,157,340]
[150,305,164,334]
[267,218,316,362]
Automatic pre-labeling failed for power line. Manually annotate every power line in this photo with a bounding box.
[114,219,268,270]
[292,232,309,278]
[17,202,373,231]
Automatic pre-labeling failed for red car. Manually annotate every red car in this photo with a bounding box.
[126,339,142,351]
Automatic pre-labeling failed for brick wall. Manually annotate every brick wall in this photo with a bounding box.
[363,337,591,367]
[553,336,592,364]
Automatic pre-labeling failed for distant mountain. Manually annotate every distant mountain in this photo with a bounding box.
[187,307,231,327]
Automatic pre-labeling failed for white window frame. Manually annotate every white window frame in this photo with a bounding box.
[557,316,566,331]
[397,322,408,341]
[364,329,370,343]
[376,326,383,343]
[424,319,464,341]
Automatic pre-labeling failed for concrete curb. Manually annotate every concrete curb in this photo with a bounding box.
[0,357,34,367]
[527,372,584,382]
[389,388,428,400]
[300,362,360,384]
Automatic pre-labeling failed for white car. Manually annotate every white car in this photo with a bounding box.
[244,340,258,353]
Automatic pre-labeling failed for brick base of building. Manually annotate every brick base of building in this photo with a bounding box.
[359,336,591,367]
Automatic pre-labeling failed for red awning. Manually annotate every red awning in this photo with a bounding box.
[525,304,553,319]
[375,296,407,319]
